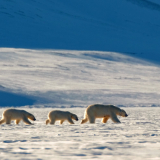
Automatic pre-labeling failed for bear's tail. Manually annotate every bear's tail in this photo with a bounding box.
[46,119,50,125]
[0,118,5,125]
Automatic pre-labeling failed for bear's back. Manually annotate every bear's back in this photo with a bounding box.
[3,109,24,119]
[87,104,118,117]
[49,110,70,120]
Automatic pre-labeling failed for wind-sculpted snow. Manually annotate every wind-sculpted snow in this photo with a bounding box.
[0,48,160,107]
[127,0,160,11]
[1,0,160,58]
[0,107,160,159]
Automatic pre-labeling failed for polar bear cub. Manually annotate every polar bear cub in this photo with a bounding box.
[46,110,78,125]
[0,109,36,125]
[81,104,128,124]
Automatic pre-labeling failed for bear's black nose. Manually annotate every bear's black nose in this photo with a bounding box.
[125,114,128,117]
[33,118,36,121]
[76,118,78,121]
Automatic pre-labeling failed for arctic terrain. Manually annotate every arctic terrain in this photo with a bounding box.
[1,0,160,58]
[0,48,160,108]
[0,48,160,160]
[1,0,160,160]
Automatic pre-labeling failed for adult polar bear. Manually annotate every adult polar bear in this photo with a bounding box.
[81,104,128,124]
[46,110,78,125]
[0,109,36,125]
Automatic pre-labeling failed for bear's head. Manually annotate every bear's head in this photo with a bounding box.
[119,109,128,117]
[71,114,78,121]
[28,113,36,121]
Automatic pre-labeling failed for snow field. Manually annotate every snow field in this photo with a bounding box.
[0,48,160,159]
[1,0,160,56]
[0,48,160,107]
[0,107,160,160]
[1,0,160,159]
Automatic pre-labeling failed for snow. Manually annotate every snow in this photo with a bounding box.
[1,0,160,58]
[0,48,160,159]
[1,0,160,159]
[0,48,160,108]
[0,107,160,160]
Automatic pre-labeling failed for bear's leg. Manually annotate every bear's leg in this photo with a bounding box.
[50,119,56,125]
[67,117,74,124]
[46,119,50,125]
[22,117,32,125]
[81,118,88,124]
[88,116,95,123]
[102,116,110,123]
[110,113,121,123]
[6,118,11,124]
[15,119,21,125]
[0,118,6,125]
[60,120,65,124]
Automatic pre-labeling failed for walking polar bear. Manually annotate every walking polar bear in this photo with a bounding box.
[0,109,36,125]
[81,104,128,124]
[46,110,78,125]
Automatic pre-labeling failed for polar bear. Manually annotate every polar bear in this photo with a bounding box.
[0,109,36,125]
[81,104,128,124]
[46,110,78,125]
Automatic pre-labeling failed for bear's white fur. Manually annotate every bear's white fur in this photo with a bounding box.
[0,109,36,125]
[46,110,78,125]
[81,104,128,124]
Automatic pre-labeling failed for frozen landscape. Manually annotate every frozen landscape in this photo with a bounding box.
[0,107,160,160]
[0,48,160,160]
[0,48,160,108]
[1,0,160,159]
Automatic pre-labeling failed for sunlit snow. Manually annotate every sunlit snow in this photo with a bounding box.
[0,48,160,108]
[0,48,160,159]
[0,107,160,160]
[1,0,160,159]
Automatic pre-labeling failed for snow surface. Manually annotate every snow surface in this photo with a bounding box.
[0,107,160,160]
[0,48,160,108]
[1,0,160,159]
[1,0,160,60]
[0,48,160,159]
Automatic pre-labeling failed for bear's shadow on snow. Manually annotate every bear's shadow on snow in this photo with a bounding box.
[0,90,35,107]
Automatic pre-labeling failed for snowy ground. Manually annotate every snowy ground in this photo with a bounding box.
[0,48,160,159]
[0,48,160,107]
[0,107,160,160]
[1,1,160,159]
[1,0,160,56]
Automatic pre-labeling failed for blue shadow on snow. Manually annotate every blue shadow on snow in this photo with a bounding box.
[0,90,35,107]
